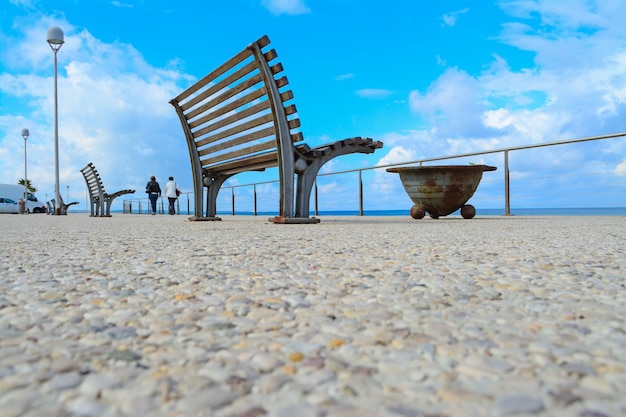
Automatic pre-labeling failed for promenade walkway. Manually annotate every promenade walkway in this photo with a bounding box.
[1,214,624,416]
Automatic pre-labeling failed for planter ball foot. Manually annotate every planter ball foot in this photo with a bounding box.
[461,204,476,219]
[410,204,426,219]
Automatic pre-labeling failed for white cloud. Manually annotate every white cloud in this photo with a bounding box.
[111,1,133,8]
[355,88,392,99]
[409,68,487,137]
[8,0,35,8]
[261,0,311,16]
[408,0,626,157]
[482,109,514,130]
[615,160,626,176]
[403,0,626,206]
[334,73,354,81]
[441,8,469,27]
[0,22,194,206]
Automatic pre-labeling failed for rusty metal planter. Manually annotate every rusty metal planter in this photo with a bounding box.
[387,165,497,219]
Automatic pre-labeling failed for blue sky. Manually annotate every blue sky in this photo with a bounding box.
[1,0,625,213]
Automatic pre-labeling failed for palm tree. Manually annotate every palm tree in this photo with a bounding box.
[18,179,37,193]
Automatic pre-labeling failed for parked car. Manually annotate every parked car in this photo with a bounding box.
[0,184,46,213]
[0,197,19,214]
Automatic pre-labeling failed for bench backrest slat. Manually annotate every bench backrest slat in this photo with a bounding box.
[170,36,301,177]
[175,36,271,103]
[196,113,275,149]
[180,60,259,113]
[188,88,268,130]
[176,48,255,103]
[81,164,106,194]
[200,132,276,165]
[185,72,264,121]
[193,101,271,138]
[184,59,283,122]
[191,89,298,144]
[189,75,289,134]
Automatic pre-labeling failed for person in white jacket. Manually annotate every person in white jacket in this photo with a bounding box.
[163,176,180,215]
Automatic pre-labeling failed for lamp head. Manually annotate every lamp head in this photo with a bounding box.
[47,26,64,50]
[21,128,29,140]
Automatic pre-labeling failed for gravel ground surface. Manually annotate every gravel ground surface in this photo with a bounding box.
[1,213,624,417]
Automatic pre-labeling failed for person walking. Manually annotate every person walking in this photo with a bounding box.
[145,175,161,215]
[164,176,180,215]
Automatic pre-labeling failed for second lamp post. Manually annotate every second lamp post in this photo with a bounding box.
[21,128,29,214]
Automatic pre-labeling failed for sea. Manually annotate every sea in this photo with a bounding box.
[103,207,625,216]
[170,207,626,216]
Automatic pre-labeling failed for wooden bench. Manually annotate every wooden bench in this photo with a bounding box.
[80,162,135,217]
[169,35,383,223]
[51,195,78,215]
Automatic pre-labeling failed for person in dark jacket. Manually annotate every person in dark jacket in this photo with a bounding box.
[145,176,161,215]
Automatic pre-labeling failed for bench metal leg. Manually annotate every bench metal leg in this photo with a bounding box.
[295,161,323,218]
[188,176,229,221]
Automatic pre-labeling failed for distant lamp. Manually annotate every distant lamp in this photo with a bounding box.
[22,128,29,214]
[47,26,64,214]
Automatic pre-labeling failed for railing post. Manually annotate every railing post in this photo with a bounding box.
[231,188,235,215]
[254,184,257,216]
[504,150,511,216]
[359,170,364,216]
[314,180,318,216]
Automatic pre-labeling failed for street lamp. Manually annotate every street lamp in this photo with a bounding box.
[47,26,64,215]
[21,128,29,214]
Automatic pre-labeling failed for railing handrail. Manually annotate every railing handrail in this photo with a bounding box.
[321,131,626,176]
[201,131,626,188]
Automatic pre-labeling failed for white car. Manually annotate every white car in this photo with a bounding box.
[0,197,19,214]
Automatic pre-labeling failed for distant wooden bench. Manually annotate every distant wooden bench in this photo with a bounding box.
[80,162,135,217]
[50,195,78,215]
[170,35,383,223]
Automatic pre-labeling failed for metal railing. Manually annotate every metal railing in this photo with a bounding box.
[123,197,184,215]
[123,132,626,216]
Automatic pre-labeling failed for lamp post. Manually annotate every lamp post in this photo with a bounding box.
[47,26,64,215]
[21,128,29,214]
